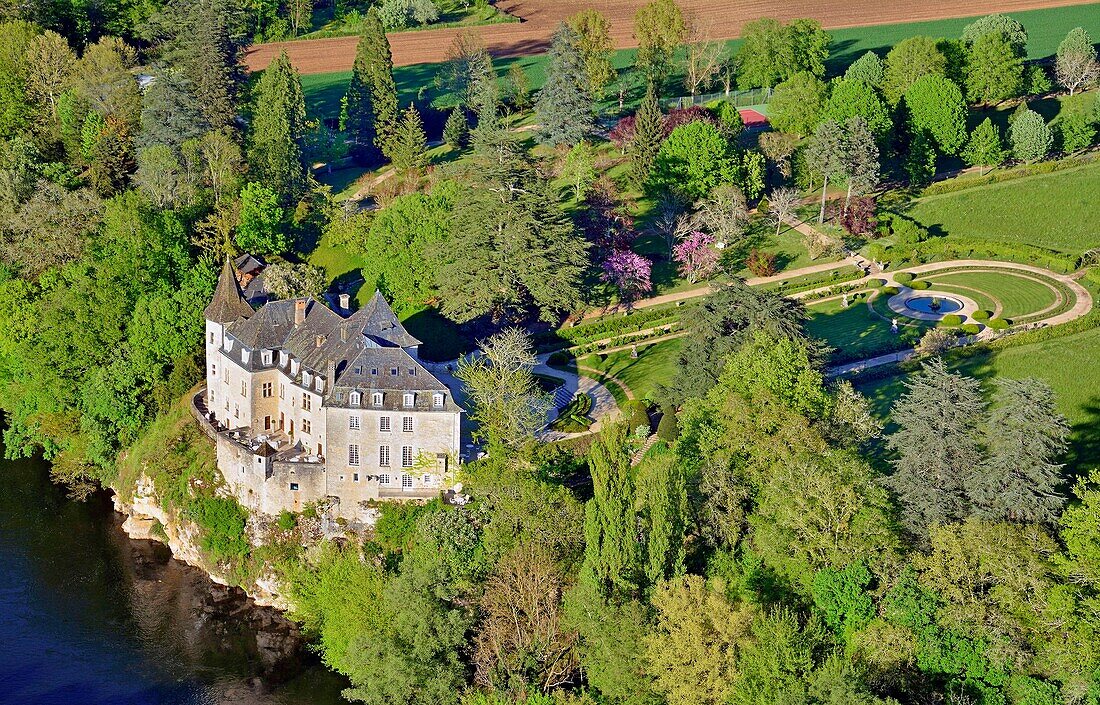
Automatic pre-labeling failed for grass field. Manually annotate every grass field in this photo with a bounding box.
[806,294,925,363]
[906,162,1100,256]
[924,271,1061,319]
[301,3,1100,119]
[854,326,1100,469]
[583,337,683,403]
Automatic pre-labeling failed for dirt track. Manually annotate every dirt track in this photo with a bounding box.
[246,0,1093,74]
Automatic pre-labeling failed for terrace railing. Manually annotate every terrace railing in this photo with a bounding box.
[667,86,773,110]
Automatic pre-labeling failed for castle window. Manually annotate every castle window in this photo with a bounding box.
[353,473,359,482]
[378,473,390,485]
[380,416,391,432]
[234,404,239,418]
[422,474,432,485]
[209,332,214,344]
[402,416,413,433]
[240,348,248,363]
[280,384,285,400]
[315,377,324,393]
[378,445,390,467]
[262,350,273,365]
[348,444,360,466]
[302,419,311,434]
[408,368,415,376]
[401,474,413,489]
[391,368,398,376]
[371,368,377,375]
[433,393,444,409]
[262,382,273,398]
[401,446,414,467]
[403,393,415,408]
[349,415,360,430]
[210,364,217,377]
[349,391,361,406]
[290,482,299,491]
[241,381,247,396]
[302,393,311,411]
[372,392,383,407]
[303,371,312,386]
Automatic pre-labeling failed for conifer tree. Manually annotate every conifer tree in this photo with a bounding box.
[844,51,885,88]
[805,119,845,224]
[443,107,468,148]
[536,23,595,147]
[248,51,307,204]
[840,115,879,213]
[629,84,662,188]
[634,445,687,588]
[391,103,427,171]
[962,118,1005,175]
[361,8,400,156]
[584,424,642,599]
[885,357,986,536]
[968,377,1068,524]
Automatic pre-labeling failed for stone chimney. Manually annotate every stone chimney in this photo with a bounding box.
[315,334,325,348]
[327,360,336,386]
[338,293,350,311]
[294,299,306,325]
[340,326,348,342]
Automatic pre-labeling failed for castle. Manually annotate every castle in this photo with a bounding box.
[201,258,463,521]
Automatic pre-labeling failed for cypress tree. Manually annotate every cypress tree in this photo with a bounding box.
[361,8,400,157]
[248,51,307,204]
[535,22,595,147]
[629,84,663,188]
[442,107,468,148]
[969,378,1068,524]
[584,424,642,599]
[390,103,427,171]
[634,445,687,588]
[885,357,986,536]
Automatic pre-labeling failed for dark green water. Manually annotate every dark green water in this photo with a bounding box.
[0,453,347,705]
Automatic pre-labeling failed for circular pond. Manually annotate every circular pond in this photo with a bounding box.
[906,295,964,314]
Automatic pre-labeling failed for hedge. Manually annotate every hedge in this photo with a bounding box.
[972,310,992,321]
[919,154,1096,198]
[961,323,982,334]
[535,305,686,351]
[762,266,865,296]
[909,280,931,290]
[988,318,1010,330]
[894,272,915,285]
[882,286,899,295]
[879,236,1078,274]
[940,314,963,327]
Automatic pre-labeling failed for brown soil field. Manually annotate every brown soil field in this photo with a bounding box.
[246,0,1093,74]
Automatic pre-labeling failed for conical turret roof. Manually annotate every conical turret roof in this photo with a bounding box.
[204,257,255,323]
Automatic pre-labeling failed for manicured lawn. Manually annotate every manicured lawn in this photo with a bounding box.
[906,162,1100,256]
[806,294,925,364]
[854,326,1100,469]
[925,271,1060,319]
[583,337,683,403]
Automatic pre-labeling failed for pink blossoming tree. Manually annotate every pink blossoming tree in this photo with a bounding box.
[601,249,653,304]
[673,231,721,283]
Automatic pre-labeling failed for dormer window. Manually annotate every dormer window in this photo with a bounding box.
[280,351,289,366]
[262,350,273,365]
[371,368,377,375]
[372,392,383,407]
[240,348,249,363]
[303,370,312,386]
[350,391,361,406]
[408,368,415,376]
[433,393,444,409]
[354,366,362,375]
[403,393,415,408]
[315,377,324,393]
[390,368,398,376]
[291,360,300,375]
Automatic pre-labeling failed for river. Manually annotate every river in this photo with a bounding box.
[0,453,348,705]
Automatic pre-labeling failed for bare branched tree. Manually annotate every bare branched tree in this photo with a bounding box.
[681,18,724,96]
[691,183,749,246]
[766,187,800,237]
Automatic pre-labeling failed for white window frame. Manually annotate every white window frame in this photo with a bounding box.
[402,416,413,433]
[348,444,360,466]
[403,393,415,408]
[350,391,361,406]
[372,392,383,407]
[378,473,390,485]
[433,393,444,409]
[380,416,391,432]
[401,446,414,467]
[401,474,413,489]
[262,350,273,365]
[349,415,361,430]
[378,445,391,467]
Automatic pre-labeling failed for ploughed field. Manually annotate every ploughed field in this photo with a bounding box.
[246,0,1096,73]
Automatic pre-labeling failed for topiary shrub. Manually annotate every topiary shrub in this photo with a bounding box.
[972,309,992,321]
[894,272,915,285]
[909,280,931,290]
[961,323,981,335]
[547,351,573,367]
[656,410,679,441]
[623,400,651,433]
[988,317,1010,330]
[881,286,899,296]
[940,314,963,326]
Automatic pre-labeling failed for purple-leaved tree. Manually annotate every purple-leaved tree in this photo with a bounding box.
[601,249,653,304]
[673,231,721,283]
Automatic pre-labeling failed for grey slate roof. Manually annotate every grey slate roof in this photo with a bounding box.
[350,291,423,348]
[205,258,255,324]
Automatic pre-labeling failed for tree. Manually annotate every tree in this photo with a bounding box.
[1055,28,1099,95]
[236,181,286,254]
[0,21,38,140]
[883,36,946,104]
[767,186,799,237]
[390,104,427,171]
[768,71,827,136]
[644,575,753,705]
[632,0,686,89]
[247,51,307,204]
[841,116,879,212]
[1009,108,1053,163]
[962,13,1028,56]
[135,144,188,208]
[584,424,643,598]
[186,129,243,205]
[71,37,142,128]
[963,118,1005,175]
[472,547,578,693]
[629,85,663,188]
[692,183,749,247]
[1060,471,1100,586]
[455,329,550,450]
[562,141,597,200]
[844,51,885,88]
[915,327,954,357]
[442,108,468,148]
[601,249,653,304]
[503,63,530,110]
[358,8,400,157]
[263,261,326,299]
[805,119,845,224]
[969,378,1068,524]
[681,18,723,96]
[736,17,829,89]
[965,31,1024,104]
[138,69,207,153]
[87,115,135,196]
[570,9,615,100]
[1059,102,1098,153]
[378,0,438,29]
[825,79,892,143]
[287,0,313,35]
[443,31,495,115]
[536,23,595,147]
[650,121,739,201]
[905,131,937,185]
[904,74,968,155]
[885,357,985,536]
[23,30,75,120]
[673,231,720,282]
